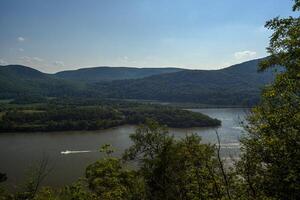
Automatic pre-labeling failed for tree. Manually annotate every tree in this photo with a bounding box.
[15,156,53,200]
[123,119,229,200]
[85,145,144,200]
[238,1,300,199]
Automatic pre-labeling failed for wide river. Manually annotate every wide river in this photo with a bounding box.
[0,108,249,188]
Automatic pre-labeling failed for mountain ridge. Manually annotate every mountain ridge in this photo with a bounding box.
[54,66,184,82]
[0,58,277,106]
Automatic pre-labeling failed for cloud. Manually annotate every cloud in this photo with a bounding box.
[18,48,24,52]
[32,57,43,62]
[118,56,130,63]
[17,37,25,42]
[53,61,65,67]
[234,50,257,60]
[20,56,44,63]
[0,59,8,65]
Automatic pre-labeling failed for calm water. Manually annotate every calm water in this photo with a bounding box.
[0,108,249,188]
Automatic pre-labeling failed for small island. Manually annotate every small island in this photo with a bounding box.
[0,97,221,132]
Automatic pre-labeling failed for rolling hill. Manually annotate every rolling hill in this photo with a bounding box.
[0,58,277,106]
[55,67,183,82]
[0,65,85,98]
[91,58,276,106]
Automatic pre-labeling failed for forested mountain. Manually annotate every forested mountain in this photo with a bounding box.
[55,66,183,82]
[92,58,277,106]
[0,65,86,98]
[0,58,277,106]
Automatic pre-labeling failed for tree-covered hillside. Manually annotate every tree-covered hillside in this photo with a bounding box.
[0,98,220,132]
[0,65,87,98]
[0,58,277,106]
[55,66,183,82]
[92,58,277,106]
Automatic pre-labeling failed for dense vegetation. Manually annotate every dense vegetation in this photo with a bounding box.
[0,65,88,99]
[55,67,183,82]
[0,1,299,199]
[236,1,300,199]
[0,58,275,106]
[0,98,220,132]
[93,58,276,106]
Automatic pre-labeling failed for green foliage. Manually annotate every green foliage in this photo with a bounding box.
[93,58,275,106]
[1,59,275,106]
[237,1,300,199]
[0,98,220,132]
[0,65,87,99]
[124,120,230,200]
[33,181,98,200]
[11,95,47,104]
[86,158,143,200]
[55,66,182,82]
[1,1,298,199]
[123,106,220,128]
[100,144,115,156]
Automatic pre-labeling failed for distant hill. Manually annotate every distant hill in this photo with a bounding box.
[0,65,85,98]
[55,67,183,82]
[91,58,276,106]
[0,58,278,106]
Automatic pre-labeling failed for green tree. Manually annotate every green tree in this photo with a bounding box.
[124,119,229,200]
[85,144,144,200]
[238,1,300,199]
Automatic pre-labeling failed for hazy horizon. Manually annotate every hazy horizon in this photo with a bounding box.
[0,0,295,73]
[1,56,267,74]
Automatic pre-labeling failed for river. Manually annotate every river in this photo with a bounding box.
[0,108,249,188]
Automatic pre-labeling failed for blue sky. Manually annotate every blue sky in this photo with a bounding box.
[0,0,296,73]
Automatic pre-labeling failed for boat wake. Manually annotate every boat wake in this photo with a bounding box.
[61,150,92,155]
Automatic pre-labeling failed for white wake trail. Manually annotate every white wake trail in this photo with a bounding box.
[61,150,92,155]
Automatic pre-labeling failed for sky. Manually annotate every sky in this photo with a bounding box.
[0,0,296,73]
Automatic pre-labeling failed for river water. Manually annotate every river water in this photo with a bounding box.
[0,108,249,188]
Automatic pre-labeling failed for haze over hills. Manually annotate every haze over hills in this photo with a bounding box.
[0,58,276,106]
[55,67,183,82]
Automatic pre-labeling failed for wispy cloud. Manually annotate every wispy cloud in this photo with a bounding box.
[17,36,25,42]
[234,50,257,60]
[53,61,65,67]
[20,56,44,63]
[32,57,43,62]
[18,48,24,52]
[0,59,8,65]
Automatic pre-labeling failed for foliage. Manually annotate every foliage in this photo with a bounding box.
[0,59,275,106]
[0,98,220,132]
[237,1,300,199]
[123,106,220,128]
[92,58,275,106]
[33,181,98,200]
[86,158,143,200]
[123,120,232,200]
[55,66,182,82]
[0,1,298,200]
